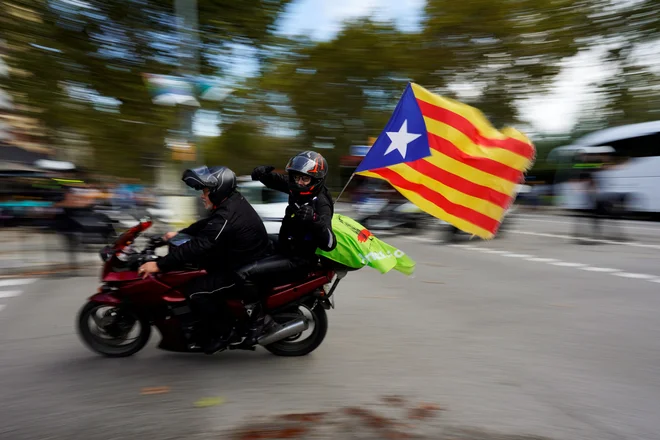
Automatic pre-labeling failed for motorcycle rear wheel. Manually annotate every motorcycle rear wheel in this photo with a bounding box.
[77,301,151,357]
[265,303,328,357]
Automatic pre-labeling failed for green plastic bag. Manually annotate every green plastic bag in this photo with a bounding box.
[316,214,416,275]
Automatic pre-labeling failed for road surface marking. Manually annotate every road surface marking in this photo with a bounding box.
[0,305,5,312]
[0,290,22,298]
[406,236,430,242]
[526,257,559,263]
[580,267,619,273]
[510,230,660,251]
[613,272,657,280]
[0,278,37,288]
[517,215,660,233]
[551,262,587,268]
[445,244,660,284]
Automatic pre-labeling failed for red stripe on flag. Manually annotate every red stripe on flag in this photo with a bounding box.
[416,99,534,158]
[372,168,500,234]
[406,159,512,209]
[428,135,523,183]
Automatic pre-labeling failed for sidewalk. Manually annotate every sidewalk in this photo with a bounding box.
[0,228,99,276]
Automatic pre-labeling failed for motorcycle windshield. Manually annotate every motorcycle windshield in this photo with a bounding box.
[112,220,152,250]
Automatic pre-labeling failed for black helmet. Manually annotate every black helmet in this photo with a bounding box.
[181,165,236,205]
[285,151,328,197]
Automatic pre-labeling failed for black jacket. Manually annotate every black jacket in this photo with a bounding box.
[157,191,270,273]
[256,171,336,258]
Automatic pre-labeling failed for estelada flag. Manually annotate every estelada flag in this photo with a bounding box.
[355,83,536,239]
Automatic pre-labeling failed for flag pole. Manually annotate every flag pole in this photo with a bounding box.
[334,173,355,205]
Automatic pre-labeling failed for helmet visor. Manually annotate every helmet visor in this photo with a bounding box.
[182,166,216,190]
[286,156,323,178]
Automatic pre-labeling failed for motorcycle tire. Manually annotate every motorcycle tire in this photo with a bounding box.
[77,301,151,358]
[265,303,328,357]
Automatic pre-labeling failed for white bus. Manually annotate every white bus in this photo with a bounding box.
[548,120,660,217]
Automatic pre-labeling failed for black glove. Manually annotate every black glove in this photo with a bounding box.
[251,165,275,181]
[295,205,316,223]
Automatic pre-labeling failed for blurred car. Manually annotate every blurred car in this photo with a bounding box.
[237,177,288,235]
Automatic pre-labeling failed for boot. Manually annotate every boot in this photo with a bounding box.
[239,302,268,347]
[203,335,228,355]
[201,315,232,355]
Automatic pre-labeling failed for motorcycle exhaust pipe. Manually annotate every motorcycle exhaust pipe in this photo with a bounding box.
[257,318,308,346]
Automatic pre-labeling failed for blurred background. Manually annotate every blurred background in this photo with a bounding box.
[2,0,659,272]
[1,0,658,233]
[1,2,660,438]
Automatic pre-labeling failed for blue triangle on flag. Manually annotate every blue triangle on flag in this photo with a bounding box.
[356,83,431,173]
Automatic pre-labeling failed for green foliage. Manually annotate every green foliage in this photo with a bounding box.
[2,0,658,182]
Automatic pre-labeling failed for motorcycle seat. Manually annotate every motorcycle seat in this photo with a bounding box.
[234,254,308,284]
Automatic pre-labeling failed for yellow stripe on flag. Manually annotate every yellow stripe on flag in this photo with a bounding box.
[360,170,494,238]
[411,83,525,143]
[501,126,535,147]
[423,117,533,171]
[423,152,517,196]
[388,163,505,221]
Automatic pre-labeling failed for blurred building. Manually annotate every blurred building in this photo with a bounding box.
[0,38,52,169]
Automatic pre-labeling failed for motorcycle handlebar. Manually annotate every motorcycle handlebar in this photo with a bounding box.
[146,235,167,248]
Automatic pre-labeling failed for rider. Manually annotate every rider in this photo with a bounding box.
[251,151,337,260]
[138,166,271,354]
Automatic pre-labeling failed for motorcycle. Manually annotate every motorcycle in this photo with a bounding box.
[354,197,433,234]
[76,218,347,358]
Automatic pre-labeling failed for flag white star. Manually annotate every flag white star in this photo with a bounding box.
[384,120,421,159]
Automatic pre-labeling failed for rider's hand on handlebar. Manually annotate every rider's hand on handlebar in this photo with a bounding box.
[163,231,177,241]
[138,261,160,279]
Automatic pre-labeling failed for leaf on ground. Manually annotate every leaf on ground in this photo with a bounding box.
[194,397,226,408]
[140,386,170,395]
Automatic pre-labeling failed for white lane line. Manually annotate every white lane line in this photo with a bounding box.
[517,215,660,233]
[446,244,660,284]
[405,236,429,243]
[526,257,559,263]
[551,262,587,268]
[0,290,22,298]
[0,278,37,288]
[0,305,5,312]
[613,272,657,280]
[580,267,619,273]
[447,244,480,250]
[510,230,660,251]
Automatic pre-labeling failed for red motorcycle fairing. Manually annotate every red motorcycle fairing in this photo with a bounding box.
[88,267,335,353]
[90,270,206,306]
[94,268,334,309]
[265,270,333,310]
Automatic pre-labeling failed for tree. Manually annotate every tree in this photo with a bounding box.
[1,0,292,179]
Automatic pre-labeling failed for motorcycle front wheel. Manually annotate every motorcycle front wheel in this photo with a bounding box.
[77,301,151,357]
[265,302,328,357]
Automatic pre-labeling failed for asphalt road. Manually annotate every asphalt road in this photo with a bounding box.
[1,213,660,439]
